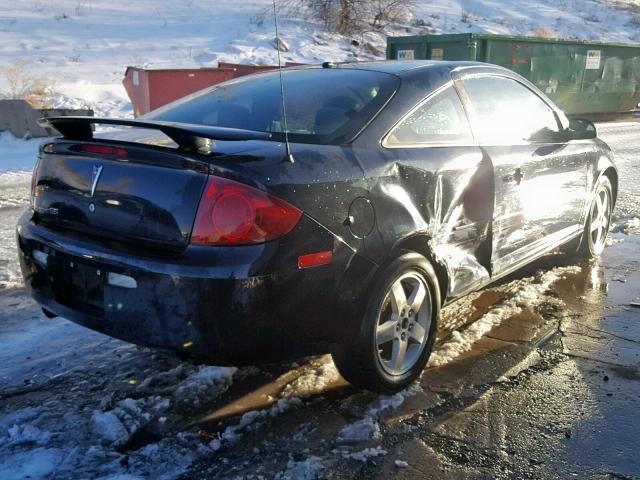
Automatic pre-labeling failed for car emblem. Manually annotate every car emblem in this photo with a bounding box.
[90,165,103,198]
[88,203,96,213]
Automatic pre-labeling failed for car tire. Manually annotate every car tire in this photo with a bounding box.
[332,252,440,393]
[574,176,614,259]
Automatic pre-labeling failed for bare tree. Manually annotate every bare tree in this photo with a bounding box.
[3,59,57,108]
[368,0,413,29]
[4,59,31,99]
[277,0,413,35]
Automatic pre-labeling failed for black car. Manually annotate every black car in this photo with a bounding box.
[18,61,616,393]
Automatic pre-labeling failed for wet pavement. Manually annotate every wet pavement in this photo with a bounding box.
[0,123,639,479]
[365,236,640,479]
[178,236,639,479]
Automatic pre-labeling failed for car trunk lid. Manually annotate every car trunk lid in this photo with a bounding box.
[32,117,276,254]
[33,141,209,253]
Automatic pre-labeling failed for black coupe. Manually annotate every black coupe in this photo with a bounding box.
[18,61,616,392]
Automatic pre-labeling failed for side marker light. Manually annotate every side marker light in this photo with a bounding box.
[298,251,333,269]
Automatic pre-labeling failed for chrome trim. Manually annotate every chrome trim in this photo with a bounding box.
[90,165,103,198]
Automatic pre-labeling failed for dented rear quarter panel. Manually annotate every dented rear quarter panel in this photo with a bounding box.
[350,64,494,300]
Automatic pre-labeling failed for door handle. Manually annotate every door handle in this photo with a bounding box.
[502,168,524,185]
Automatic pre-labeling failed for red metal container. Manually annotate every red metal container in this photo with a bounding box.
[123,63,305,117]
[123,67,235,117]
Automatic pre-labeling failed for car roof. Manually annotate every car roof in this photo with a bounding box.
[293,60,511,76]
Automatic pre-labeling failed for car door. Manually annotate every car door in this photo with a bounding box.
[377,84,493,298]
[456,73,588,275]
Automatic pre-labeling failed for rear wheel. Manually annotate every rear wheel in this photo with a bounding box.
[332,252,440,393]
[577,176,613,258]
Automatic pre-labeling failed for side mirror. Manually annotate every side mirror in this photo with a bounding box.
[566,118,597,140]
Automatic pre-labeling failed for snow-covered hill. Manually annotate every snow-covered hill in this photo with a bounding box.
[1,0,640,118]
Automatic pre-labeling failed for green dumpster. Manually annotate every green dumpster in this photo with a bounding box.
[387,33,640,116]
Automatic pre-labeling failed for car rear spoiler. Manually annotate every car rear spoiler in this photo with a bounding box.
[38,116,272,153]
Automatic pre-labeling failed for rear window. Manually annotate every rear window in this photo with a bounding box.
[145,68,400,145]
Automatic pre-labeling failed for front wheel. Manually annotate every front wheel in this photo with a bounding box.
[332,252,440,393]
[578,176,613,258]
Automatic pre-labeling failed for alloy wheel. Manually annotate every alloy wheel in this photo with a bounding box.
[375,271,432,376]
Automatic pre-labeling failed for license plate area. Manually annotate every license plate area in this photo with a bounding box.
[53,256,105,316]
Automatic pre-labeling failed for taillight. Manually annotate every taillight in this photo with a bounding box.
[81,144,127,157]
[191,176,302,246]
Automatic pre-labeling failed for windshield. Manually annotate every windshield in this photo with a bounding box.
[145,68,400,145]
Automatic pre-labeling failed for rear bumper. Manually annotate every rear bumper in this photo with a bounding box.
[16,211,376,363]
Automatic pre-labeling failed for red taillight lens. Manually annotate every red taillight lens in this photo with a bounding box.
[191,176,302,245]
[81,144,127,157]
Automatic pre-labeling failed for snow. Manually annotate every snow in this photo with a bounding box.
[6,424,51,447]
[0,135,40,289]
[92,396,171,447]
[0,133,42,173]
[0,205,28,289]
[0,362,237,479]
[395,459,409,468]
[366,383,422,417]
[336,417,381,445]
[173,365,237,408]
[0,447,66,480]
[208,396,304,451]
[331,381,421,462]
[276,456,325,480]
[428,265,582,367]
[92,411,131,446]
[613,217,640,235]
[347,446,388,462]
[279,354,341,399]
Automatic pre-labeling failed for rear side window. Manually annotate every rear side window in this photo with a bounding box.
[145,69,400,145]
[461,75,560,143]
[385,86,472,146]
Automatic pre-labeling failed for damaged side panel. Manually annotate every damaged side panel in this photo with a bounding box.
[356,145,494,300]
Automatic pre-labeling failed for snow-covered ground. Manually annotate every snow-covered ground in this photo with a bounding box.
[0,132,39,288]
[2,0,640,118]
